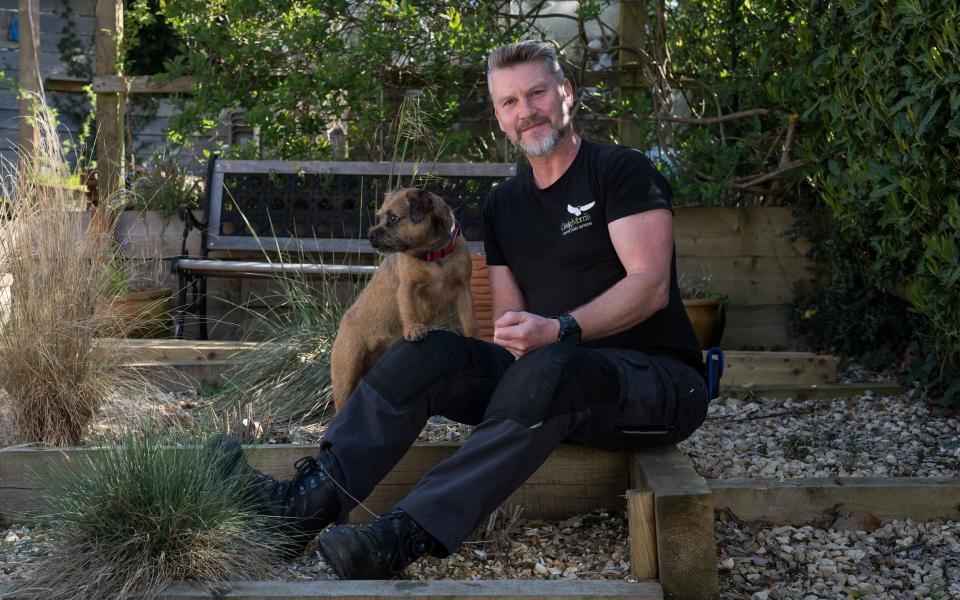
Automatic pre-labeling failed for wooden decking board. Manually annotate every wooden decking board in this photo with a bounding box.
[0,443,629,523]
[629,447,721,600]
[101,339,842,388]
[709,477,960,525]
[157,580,664,599]
[720,382,905,400]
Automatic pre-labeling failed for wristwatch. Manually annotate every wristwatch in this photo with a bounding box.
[555,313,582,345]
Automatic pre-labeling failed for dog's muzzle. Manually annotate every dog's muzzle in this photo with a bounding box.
[368,227,405,253]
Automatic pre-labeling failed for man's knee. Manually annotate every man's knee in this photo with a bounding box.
[363,330,487,409]
[484,344,618,427]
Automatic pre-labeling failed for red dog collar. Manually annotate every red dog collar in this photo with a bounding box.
[418,224,460,262]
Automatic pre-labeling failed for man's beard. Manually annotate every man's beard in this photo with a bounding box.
[512,120,567,157]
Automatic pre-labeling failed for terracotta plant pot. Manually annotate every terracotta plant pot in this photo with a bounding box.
[683,298,726,350]
[97,287,173,338]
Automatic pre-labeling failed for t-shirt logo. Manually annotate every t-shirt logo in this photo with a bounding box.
[561,202,596,236]
[566,202,595,216]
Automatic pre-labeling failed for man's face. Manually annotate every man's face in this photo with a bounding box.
[489,61,574,158]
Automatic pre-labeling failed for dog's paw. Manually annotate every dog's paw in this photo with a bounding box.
[404,323,429,341]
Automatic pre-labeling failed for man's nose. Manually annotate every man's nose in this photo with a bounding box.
[517,97,536,119]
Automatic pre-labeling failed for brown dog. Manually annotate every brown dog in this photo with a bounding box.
[329,188,479,411]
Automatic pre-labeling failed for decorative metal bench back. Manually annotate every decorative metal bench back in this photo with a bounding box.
[204,159,517,254]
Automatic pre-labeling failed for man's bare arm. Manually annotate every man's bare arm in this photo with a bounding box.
[569,208,673,340]
[488,264,526,322]
[491,209,674,357]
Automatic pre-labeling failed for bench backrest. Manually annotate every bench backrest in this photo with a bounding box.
[202,158,516,256]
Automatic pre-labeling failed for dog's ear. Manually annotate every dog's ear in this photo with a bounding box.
[408,189,433,224]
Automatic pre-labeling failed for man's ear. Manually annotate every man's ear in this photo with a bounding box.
[562,78,574,109]
[408,189,433,224]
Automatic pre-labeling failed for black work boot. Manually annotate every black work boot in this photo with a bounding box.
[317,508,441,579]
[208,435,341,552]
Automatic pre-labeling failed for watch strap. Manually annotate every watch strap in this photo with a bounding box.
[555,313,582,344]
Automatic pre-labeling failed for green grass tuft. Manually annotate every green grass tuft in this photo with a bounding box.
[16,433,288,600]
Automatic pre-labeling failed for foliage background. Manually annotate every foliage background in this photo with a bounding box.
[131,0,957,402]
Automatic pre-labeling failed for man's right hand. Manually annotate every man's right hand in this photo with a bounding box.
[493,310,560,359]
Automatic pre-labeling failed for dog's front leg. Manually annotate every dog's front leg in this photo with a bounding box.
[398,282,428,341]
[456,287,480,338]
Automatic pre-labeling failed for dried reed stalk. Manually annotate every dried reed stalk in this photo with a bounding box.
[0,103,156,445]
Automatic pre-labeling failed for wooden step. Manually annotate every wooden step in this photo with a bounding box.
[0,443,629,523]
[721,382,904,400]
[158,580,663,599]
[628,446,721,599]
[101,339,840,388]
[709,477,960,525]
[709,350,837,386]
[95,338,263,362]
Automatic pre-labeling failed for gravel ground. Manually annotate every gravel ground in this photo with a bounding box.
[4,383,959,598]
[682,391,959,480]
[715,517,960,599]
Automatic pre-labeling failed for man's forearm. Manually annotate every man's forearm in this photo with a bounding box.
[568,271,669,342]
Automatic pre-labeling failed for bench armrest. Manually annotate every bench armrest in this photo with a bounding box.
[178,204,206,257]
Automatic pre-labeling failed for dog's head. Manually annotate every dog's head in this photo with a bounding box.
[368,188,453,254]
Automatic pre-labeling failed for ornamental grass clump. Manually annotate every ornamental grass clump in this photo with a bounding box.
[16,433,287,600]
[208,272,351,425]
[0,104,143,446]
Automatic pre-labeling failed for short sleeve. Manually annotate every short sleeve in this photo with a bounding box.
[481,189,507,266]
[603,148,674,224]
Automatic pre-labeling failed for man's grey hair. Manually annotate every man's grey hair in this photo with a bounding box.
[487,40,565,90]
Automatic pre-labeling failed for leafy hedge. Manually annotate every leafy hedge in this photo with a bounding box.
[660,0,958,401]
[151,0,958,400]
[160,0,517,160]
[796,0,959,402]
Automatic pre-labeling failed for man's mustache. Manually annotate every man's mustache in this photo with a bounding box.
[517,118,550,135]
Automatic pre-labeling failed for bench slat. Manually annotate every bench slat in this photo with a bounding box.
[203,236,486,254]
[215,160,516,178]
[175,259,378,277]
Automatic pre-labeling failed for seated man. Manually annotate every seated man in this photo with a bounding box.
[216,39,709,579]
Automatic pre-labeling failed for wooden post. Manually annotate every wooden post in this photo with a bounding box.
[618,0,646,148]
[627,489,658,580]
[17,0,41,153]
[630,446,721,599]
[95,0,124,203]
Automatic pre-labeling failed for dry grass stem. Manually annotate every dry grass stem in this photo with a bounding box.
[0,103,169,445]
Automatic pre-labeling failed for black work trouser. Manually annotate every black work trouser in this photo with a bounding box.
[318,330,708,554]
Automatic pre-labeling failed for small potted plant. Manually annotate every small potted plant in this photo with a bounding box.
[678,273,727,349]
[127,147,203,220]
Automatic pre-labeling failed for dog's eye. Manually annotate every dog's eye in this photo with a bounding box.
[388,214,400,224]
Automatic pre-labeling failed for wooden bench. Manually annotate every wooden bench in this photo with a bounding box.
[172,158,515,338]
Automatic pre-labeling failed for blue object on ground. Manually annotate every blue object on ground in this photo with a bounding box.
[706,346,724,400]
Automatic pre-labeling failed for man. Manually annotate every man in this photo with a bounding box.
[216,39,708,579]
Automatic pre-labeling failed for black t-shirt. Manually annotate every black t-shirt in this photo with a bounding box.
[481,139,704,376]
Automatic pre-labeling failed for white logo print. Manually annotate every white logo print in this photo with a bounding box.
[566,202,595,217]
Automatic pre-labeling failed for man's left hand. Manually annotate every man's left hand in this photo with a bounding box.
[493,311,560,359]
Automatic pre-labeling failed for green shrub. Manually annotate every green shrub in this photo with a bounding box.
[796,0,960,402]
[17,433,287,600]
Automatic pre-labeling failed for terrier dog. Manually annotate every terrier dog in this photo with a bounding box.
[329,188,479,411]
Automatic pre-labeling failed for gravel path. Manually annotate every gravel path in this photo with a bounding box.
[715,517,960,599]
[682,391,959,479]
[4,386,958,599]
